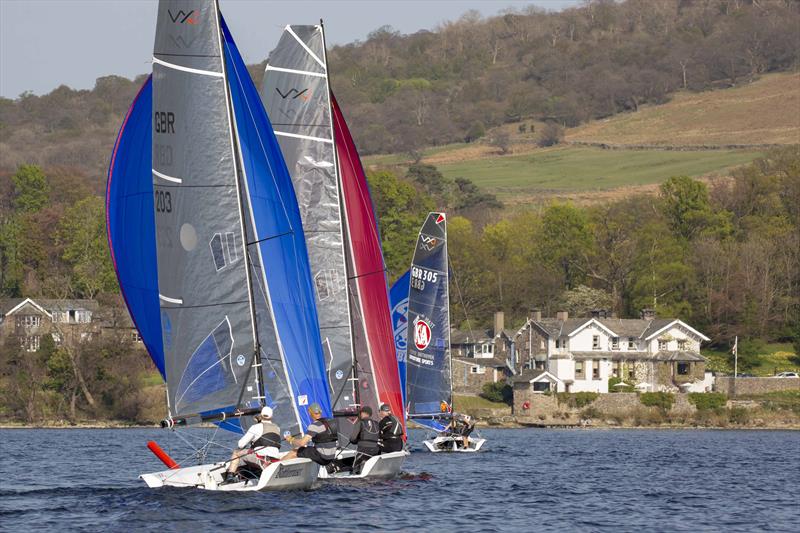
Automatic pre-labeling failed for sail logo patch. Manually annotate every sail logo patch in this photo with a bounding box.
[168,9,198,24]
[297,395,308,406]
[435,213,445,224]
[236,354,246,367]
[414,318,432,350]
[275,87,311,101]
[419,235,438,251]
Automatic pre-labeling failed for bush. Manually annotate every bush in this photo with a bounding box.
[465,121,485,143]
[639,392,675,411]
[480,380,513,405]
[728,407,750,425]
[688,392,727,410]
[490,132,511,154]
[537,121,564,147]
[580,406,601,419]
[556,392,599,408]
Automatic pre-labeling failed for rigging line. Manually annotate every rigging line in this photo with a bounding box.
[448,257,476,345]
[244,230,293,247]
[347,267,388,282]
[162,299,249,310]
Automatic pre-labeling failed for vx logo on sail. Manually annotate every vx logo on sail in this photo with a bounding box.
[275,87,312,101]
[168,9,198,24]
[419,235,438,251]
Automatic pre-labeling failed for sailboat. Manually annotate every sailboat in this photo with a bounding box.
[260,23,407,479]
[406,212,486,452]
[106,0,333,490]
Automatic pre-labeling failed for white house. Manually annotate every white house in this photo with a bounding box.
[513,310,712,393]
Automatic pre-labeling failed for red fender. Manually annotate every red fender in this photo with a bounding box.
[147,440,178,469]
[522,401,531,410]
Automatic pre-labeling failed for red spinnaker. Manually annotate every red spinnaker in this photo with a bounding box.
[331,93,406,434]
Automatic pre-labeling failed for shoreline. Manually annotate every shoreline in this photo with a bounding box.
[3,421,798,431]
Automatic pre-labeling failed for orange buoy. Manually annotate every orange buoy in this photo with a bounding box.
[147,440,179,469]
[522,401,531,410]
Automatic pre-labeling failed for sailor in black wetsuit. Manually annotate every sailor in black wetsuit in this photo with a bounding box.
[349,406,380,474]
[378,403,404,453]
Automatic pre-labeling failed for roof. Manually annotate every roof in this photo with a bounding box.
[520,316,707,342]
[450,328,494,345]
[570,351,706,362]
[0,298,99,316]
[512,369,562,385]
[453,356,512,369]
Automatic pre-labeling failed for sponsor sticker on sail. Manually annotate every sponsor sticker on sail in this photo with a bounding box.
[414,318,432,350]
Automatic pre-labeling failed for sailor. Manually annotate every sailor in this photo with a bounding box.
[458,415,476,449]
[349,406,381,474]
[221,406,281,484]
[282,403,338,467]
[378,403,404,453]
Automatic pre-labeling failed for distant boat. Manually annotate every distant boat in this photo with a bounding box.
[406,212,486,452]
[107,0,332,491]
[260,22,406,479]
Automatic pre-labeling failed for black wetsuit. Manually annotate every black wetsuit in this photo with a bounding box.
[379,414,404,453]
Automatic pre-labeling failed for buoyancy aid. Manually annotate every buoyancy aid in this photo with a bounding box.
[312,418,338,444]
[358,419,380,447]
[252,421,281,449]
[380,415,403,440]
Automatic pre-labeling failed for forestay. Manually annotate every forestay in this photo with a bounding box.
[406,213,451,431]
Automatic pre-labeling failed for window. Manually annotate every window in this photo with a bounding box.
[481,343,493,355]
[611,337,619,350]
[556,337,567,351]
[592,362,600,380]
[628,337,636,350]
[658,339,668,351]
[533,381,550,392]
[612,361,620,378]
[628,366,635,380]
[52,311,67,323]
[539,339,545,350]
[677,362,690,375]
[131,331,143,343]
[51,332,62,344]
[592,335,600,350]
[470,365,485,374]
[75,310,91,323]
[575,361,584,379]
[677,340,687,351]
[23,335,40,352]
[17,315,41,327]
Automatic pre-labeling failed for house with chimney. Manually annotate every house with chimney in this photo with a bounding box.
[450,311,516,394]
[512,309,712,394]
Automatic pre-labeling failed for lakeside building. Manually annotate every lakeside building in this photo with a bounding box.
[0,297,141,351]
[512,309,713,394]
[450,311,516,394]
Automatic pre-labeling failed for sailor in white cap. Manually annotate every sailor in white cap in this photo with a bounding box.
[221,406,282,484]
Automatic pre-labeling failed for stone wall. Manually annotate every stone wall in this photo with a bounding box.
[514,390,698,420]
[715,377,800,396]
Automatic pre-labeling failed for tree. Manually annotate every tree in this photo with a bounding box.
[406,163,452,206]
[490,132,511,154]
[465,121,486,143]
[535,203,592,290]
[559,285,614,317]
[11,164,50,213]
[57,196,117,298]
[659,176,729,241]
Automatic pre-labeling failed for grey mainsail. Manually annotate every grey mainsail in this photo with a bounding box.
[152,0,260,419]
[260,25,356,416]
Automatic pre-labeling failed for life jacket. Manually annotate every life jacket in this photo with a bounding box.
[380,415,403,440]
[312,418,338,445]
[358,419,380,446]
[252,421,281,449]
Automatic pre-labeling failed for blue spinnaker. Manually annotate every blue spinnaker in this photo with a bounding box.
[106,76,165,379]
[222,18,332,430]
[389,270,410,409]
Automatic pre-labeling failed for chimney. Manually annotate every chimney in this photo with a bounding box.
[640,308,656,320]
[494,311,504,335]
[530,308,542,322]
[556,311,568,321]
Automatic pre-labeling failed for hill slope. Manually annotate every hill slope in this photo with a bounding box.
[567,72,800,147]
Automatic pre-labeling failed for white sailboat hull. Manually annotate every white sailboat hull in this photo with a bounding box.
[140,457,317,491]
[423,435,486,453]
[317,449,407,480]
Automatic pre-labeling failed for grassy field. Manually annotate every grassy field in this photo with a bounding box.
[436,146,761,201]
[567,72,800,146]
[703,342,798,376]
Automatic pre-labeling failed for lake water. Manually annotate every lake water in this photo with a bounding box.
[0,428,797,532]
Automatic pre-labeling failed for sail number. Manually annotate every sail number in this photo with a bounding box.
[411,267,438,283]
[155,111,175,134]
[155,190,172,213]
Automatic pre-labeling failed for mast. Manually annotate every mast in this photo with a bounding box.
[319,19,360,414]
[213,0,265,410]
